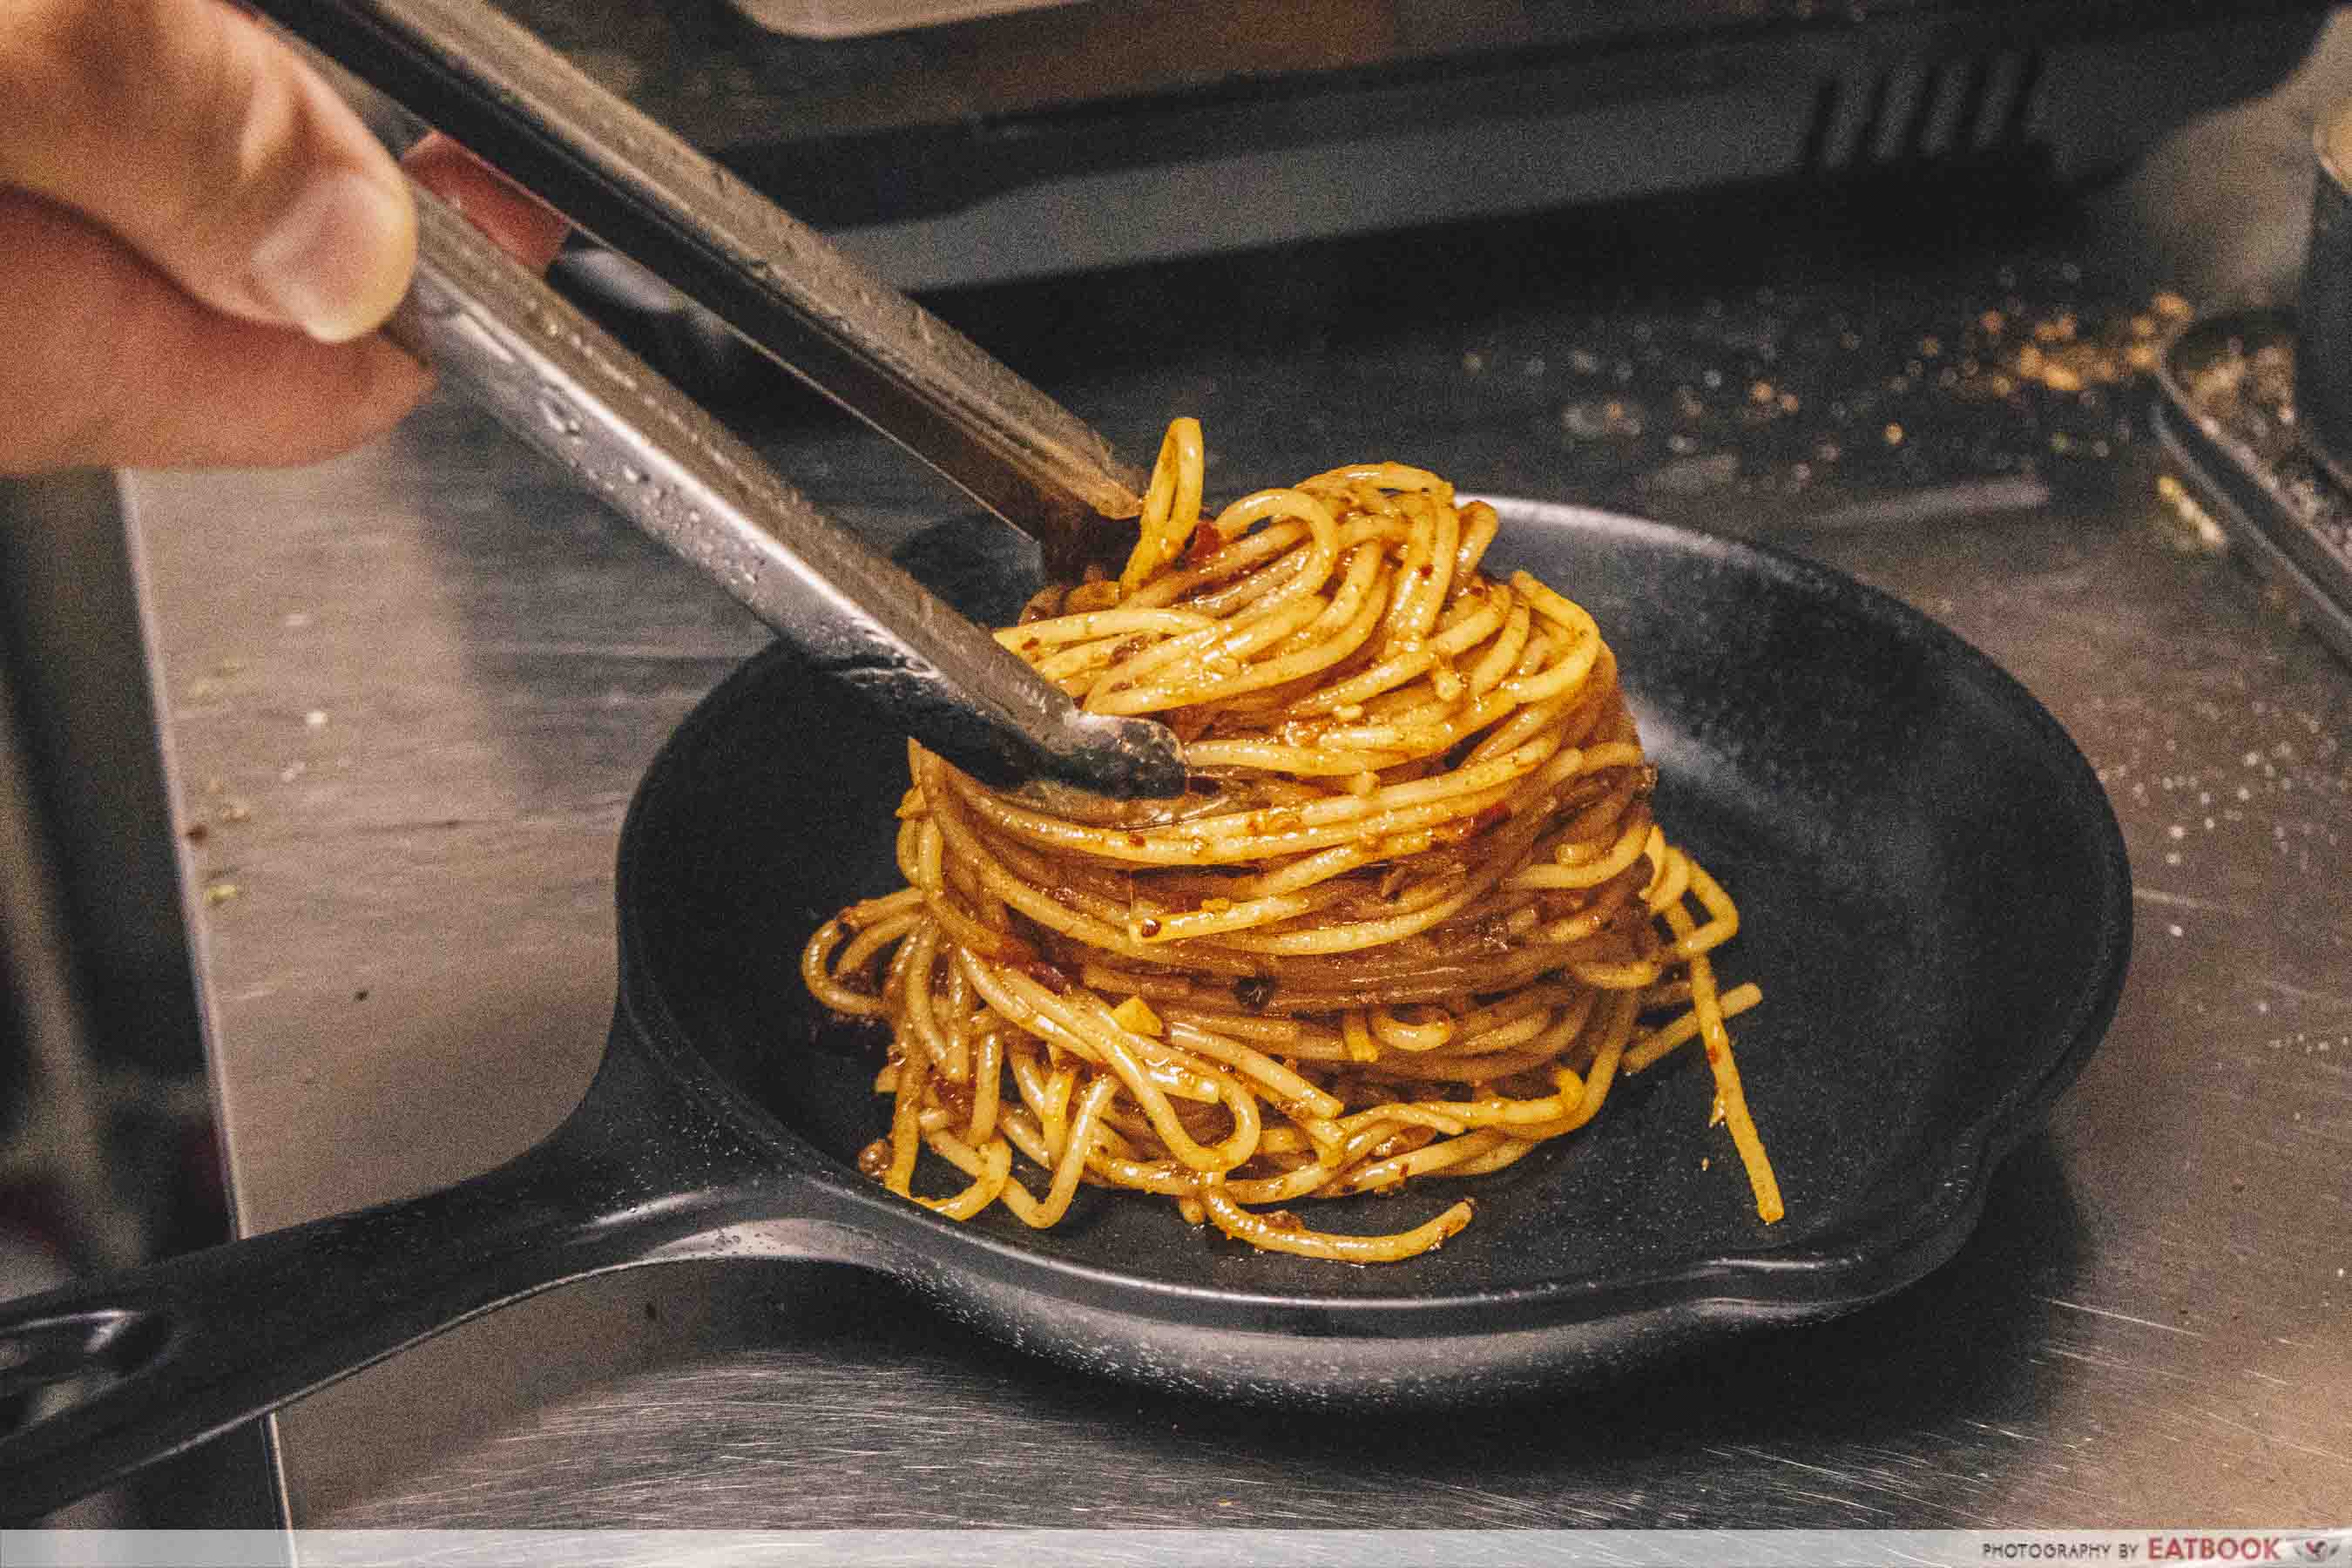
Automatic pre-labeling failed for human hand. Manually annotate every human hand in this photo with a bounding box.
[1,0,567,475]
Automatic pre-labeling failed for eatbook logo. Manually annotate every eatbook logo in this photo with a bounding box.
[2143,1539,2349,1563]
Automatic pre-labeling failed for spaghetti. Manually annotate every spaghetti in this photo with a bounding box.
[801,419,1781,1262]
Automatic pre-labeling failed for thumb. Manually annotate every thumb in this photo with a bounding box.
[0,0,415,344]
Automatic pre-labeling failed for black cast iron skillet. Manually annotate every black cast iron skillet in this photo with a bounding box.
[0,500,2131,1520]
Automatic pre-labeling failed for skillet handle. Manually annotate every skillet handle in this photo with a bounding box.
[0,1036,795,1523]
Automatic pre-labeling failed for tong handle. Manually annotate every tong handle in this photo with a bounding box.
[251,0,1146,564]
[395,186,1183,797]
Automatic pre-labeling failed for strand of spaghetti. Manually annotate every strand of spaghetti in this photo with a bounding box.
[1351,1039,1578,1081]
[938,818,1003,924]
[1249,1125,1328,1156]
[1440,1136,1544,1179]
[1563,740,1647,778]
[1023,1075,1123,1227]
[1209,866,1472,941]
[1085,547,1318,682]
[1161,1020,1343,1122]
[1233,947,1591,1013]
[999,606,1215,655]
[1667,858,1741,958]
[956,951,1222,1102]
[1131,570,1341,680]
[1464,688,1587,770]
[1335,1105,1470,1139]
[1463,1004,1592,1068]
[966,1022,1004,1143]
[896,923,964,1081]
[1407,1066,1597,1129]
[1454,499,1500,577]
[1511,816,1654,890]
[1374,496,1445,647]
[1120,416,1206,588]
[1118,490,1342,658]
[1328,1126,1512,1195]
[915,1129,1013,1220]
[879,921,925,1017]
[981,1113,1063,1224]
[882,1038,929,1196]
[1402,492,1463,641]
[1301,459,1452,496]
[1085,592,1334,714]
[1492,635,1602,709]
[1124,878,1353,940]
[1666,899,1783,1222]
[801,916,890,1016]
[962,951,1261,1171]
[1122,546,1393,711]
[923,771,1166,962]
[1207,823,1551,956]
[836,909,926,983]
[1264,543,1396,662]
[1309,697,1531,756]
[948,738,1562,866]
[1008,1049,1073,1154]
[893,814,926,883]
[1504,991,1638,1140]
[1463,597,1533,695]
[1568,956,1663,990]
[1530,860,1651,942]
[1624,982,1765,1074]
[1287,643,1443,715]
[1233,842,1382,899]
[1125,517,1311,610]
[1450,982,1590,1042]
[1368,1006,1455,1051]
[1314,1115,1452,1174]
[1089,1026,1261,1174]
[1081,1146,1198,1198]
[1196,1177,1473,1263]
[1551,772,1646,848]
[1206,877,1494,957]
[1644,844,1694,914]
[962,777,1526,872]
[843,885,927,925]
[921,889,1031,963]
[1151,1004,1315,1045]
[1288,576,1508,710]
[1432,1007,1561,1060]
[1222,1159,1348,1205]
[1179,740,1414,775]
[1429,585,1509,656]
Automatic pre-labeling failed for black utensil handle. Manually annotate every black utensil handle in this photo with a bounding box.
[0,1038,788,1522]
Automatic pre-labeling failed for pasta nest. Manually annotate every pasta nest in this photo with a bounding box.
[803,419,1777,1262]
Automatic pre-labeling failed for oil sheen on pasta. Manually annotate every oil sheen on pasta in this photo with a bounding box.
[801,419,1781,1262]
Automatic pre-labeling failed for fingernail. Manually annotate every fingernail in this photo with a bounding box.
[249,172,415,344]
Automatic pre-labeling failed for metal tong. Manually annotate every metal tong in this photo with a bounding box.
[250,0,1185,799]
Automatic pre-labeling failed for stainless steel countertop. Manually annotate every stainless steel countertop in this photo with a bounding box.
[125,25,2350,1530]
